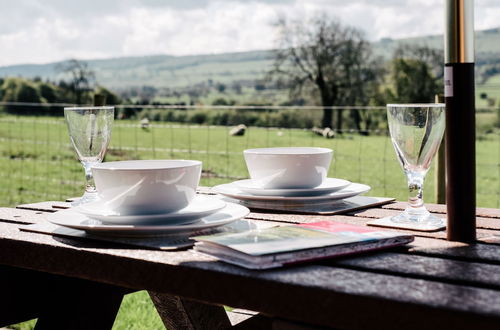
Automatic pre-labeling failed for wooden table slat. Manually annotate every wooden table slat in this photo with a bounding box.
[3,207,500,261]
[2,197,500,329]
[1,224,500,329]
[331,251,500,290]
[247,212,500,245]
[350,207,500,230]
[0,219,499,297]
[382,201,500,219]
[0,207,51,225]
[408,236,500,264]
[16,201,70,212]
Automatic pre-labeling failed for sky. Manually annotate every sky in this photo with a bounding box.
[0,0,499,66]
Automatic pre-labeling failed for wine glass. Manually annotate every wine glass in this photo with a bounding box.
[64,106,114,205]
[386,103,445,225]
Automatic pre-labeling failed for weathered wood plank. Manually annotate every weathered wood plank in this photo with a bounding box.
[0,207,51,225]
[9,206,499,249]
[149,292,231,330]
[409,236,500,264]
[350,207,500,230]
[352,208,443,219]
[382,201,500,219]
[16,201,70,212]
[0,206,455,244]
[246,211,371,225]
[331,251,500,290]
[1,221,500,329]
[246,211,500,244]
[3,208,500,263]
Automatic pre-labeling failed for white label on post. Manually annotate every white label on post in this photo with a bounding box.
[444,66,453,97]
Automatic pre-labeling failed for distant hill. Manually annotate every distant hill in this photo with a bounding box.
[0,50,275,90]
[373,27,500,59]
[1,27,499,91]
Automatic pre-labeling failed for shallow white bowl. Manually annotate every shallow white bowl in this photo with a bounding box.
[243,147,333,189]
[92,160,202,215]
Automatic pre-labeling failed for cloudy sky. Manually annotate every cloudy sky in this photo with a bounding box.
[1,0,498,66]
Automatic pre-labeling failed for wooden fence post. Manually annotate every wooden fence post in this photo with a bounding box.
[94,94,106,106]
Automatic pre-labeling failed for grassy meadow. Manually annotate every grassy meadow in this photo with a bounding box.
[1,112,498,208]
[2,110,499,330]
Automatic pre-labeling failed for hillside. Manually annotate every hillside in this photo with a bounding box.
[0,50,275,90]
[373,27,500,59]
[1,27,499,92]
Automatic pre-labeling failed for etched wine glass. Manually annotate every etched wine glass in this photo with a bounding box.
[64,106,114,206]
[387,104,445,225]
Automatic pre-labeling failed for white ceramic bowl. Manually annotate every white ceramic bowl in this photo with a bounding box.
[243,147,333,189]
[92,160,202,215]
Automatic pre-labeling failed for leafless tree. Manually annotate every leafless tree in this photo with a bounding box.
[268,15,380,130]
[57,59,96,104]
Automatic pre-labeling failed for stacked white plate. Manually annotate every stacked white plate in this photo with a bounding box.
[212,178,371,209]
[47,195,250,237]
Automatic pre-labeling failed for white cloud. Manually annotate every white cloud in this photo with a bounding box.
[0,0,498,66]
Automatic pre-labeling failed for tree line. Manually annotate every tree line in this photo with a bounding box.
[0,59,121,115]
[268,14,443,130]
[1,15,444,131]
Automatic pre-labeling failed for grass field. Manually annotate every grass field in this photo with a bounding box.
[476,75,500,108]
[2,111,499,329]
[1,112,498,208]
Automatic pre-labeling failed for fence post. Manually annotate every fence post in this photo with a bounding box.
[435,95,446,204]
[94,94,106,106]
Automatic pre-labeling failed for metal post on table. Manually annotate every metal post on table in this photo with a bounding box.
[444,0,476,242]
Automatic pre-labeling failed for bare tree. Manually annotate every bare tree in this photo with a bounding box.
[268,15,380,129]
[57,59,96,104]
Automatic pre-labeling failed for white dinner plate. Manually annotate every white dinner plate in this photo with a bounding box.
[48,202,250,237]
[232,178,351,196]
[75,195,226,225]
[212,182,371,203]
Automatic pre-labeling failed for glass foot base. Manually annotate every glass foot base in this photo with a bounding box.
[390,206,444,226]
[71,191,99,207]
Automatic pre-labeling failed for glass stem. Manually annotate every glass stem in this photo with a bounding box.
[407,173,424,209]
[83,163,97,193]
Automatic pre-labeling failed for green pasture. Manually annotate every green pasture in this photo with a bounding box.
[0,113,498,208]
[2,112,499,330]
[476,74,500,108]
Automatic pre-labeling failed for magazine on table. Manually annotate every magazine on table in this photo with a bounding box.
[193,221,414,269]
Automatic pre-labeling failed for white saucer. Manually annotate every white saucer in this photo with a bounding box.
[212,182,371,203]
[232,178,351,196]
[75,196,226,225]
[48,202,250,237]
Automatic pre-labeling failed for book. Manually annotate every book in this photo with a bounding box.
[194,221,414,269]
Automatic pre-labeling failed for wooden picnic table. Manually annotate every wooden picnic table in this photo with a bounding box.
[1,191,500,329]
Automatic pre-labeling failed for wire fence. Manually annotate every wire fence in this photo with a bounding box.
[0,102,498,208]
